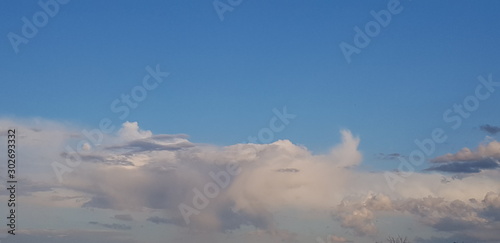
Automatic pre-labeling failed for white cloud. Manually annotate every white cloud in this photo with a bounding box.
[3,118,500,242]
[432,140,500,162]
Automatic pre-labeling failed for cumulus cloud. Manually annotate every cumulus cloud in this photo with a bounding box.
[428,140,500,173]
[4,118,500,243]
[333,191,500,240]
[43,125,364,236]
[431,140,500,162]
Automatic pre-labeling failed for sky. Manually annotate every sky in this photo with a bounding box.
[0,0,500,242]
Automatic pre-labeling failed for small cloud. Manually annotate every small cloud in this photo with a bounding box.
[480,124,500,135]
[376,153,403,160]
[276,168,300,173]
[426,159,499,173]
[329,234,352,242]
[431,140,500,163]
[146,216,183,226]
[88,221,131,230]
[113,214,134,221]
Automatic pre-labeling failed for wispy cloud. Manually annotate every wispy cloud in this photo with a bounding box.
[480,124,500,135]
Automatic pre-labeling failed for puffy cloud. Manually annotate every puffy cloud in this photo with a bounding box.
[335,193,392,235]
[118,121,153,141]
[429,140,500,173]
[4,118,500,243]
[51,125,364,233]
[334,191,500,240]
[431,140,500,162]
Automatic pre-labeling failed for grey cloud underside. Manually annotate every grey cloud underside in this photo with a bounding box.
[18,119,498,242]
[145,216,187,227]
[114,214,134,221]
[480,124,500,135]
[60,152,134,166]
[105,140,194,153]
[376,152,403,160]
[336,192,500,240]
[8,229,138,243]
[426,159,500,173]
[88,221,132,230]
[276,168,300,173]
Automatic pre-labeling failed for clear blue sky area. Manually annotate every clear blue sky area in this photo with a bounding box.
[1,0,499,163]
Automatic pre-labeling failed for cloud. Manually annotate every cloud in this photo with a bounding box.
[428,139,500,173]
[54,127,363,233]
[329,235,352,242]
[376,153,404,160]
[114,214,134,221]
[105,134,194,153]
[89,221,132,230]
[5,118,500,243]
[431,140,500,163]
[426,158,499,173]
[333,191,500,240]
[480,124,500,135]
[147,216,183,226]
[9,229,138,243]
[335,193,392,235]
[118,121,153,141]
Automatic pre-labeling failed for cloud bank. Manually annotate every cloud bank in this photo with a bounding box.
[1,118,500,243]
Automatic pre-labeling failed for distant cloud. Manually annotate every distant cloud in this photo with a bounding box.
[276,168,300,173]
[329,235,353,243]
[335,192,500,239]
[114,214,134,221]
[428,140,500,173]
[431,140,500,162]
[480,124,500,135]
[426,159,499,173]
[146,216,183,226]
[89,221,132,230]
[10,229,137,243]
[376,153,403,160]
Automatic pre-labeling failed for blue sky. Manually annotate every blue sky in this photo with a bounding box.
[1,1,500,243]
